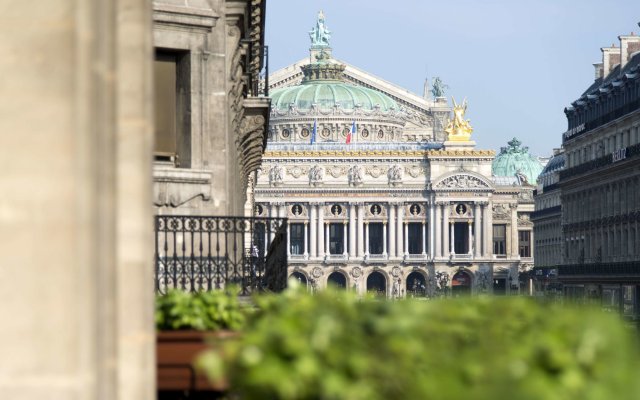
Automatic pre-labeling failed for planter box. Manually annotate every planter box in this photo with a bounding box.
[157,330,237,393]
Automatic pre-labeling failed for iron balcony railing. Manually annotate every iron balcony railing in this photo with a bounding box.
[154,215,288,295]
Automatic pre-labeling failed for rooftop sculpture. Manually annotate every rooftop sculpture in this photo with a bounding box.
[309,10,331,47]
[444,97,473,141]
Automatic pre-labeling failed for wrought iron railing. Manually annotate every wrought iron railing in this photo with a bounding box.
[154,215,287,295]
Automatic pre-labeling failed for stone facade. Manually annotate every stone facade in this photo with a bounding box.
[152,0,269,217]
[255,14,535,297]
[0,1,155,399]
[556,24,640,314]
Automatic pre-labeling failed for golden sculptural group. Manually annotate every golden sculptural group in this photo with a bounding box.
[444,97,474,142]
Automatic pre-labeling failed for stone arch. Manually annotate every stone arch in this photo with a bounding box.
[289,271,308,287]
[451,269,472,296]
[406,270,428,298]
[327,271,348,289]
[366,270,387,297]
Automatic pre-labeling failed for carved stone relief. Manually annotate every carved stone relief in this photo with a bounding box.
[286,165,310,178]
[309,165,325,186]
[388,164,403,186]
[492,203,511,220]
[365,165,387,178]
[327,165,348,178]
[435,174,490,189]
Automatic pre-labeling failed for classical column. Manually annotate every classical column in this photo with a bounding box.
[365,222,370,256]
[443,203,449,256]
[318,205,325,257]
[396,204,404,256]
[404,222,409,255]
[422,221,427,256]
[325,223,330,256]
[303,221,309,258]
[450,221,455,255]
[483,203,493,258]
[435,203,442,258]
[309,204,317,258]
[269,203,277,243]
[383,222,388,256]
[349,204,356,257]
[429,202,435,257]
[474,203,481,257]
[389,204,396,257]
[343,221,348,256]
[357,204,364,257]
[467,220,473,255]
[511,204,519,258]
[286,221,291,257]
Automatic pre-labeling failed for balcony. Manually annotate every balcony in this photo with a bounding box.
[326,253,349,262]
[451,253,473,260]
[154,215,288,296]
[365,253,388,264]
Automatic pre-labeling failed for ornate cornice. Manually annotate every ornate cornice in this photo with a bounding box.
[263,149,494,158]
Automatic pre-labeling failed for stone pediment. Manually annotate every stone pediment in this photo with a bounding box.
[433,173,493,190]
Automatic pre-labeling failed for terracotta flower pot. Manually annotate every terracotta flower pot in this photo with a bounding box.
[156,330,238,393]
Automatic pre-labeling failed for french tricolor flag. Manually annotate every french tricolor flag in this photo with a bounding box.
[346,120,356,144]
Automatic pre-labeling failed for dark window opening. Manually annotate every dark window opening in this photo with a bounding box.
[369,223,383,254]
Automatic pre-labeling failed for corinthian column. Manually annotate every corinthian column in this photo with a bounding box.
[443,203,449,256]
[318,205,325,257]
[429,201,435,257]
[474,203,481,258]
[349,204,356,257]
[357,204,364,257]
[435,203,442,258]
[310,204,317,258]
[396,204,404,257]
[389,204,396,258]
[511,204,519,258]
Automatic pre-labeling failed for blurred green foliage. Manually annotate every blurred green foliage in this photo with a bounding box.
[198,282,640,400]
[155,288,247,331]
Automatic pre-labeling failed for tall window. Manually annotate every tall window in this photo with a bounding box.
[154,50,190,167]
[408,222,423,254]
[369,223,383,254]
[518,230,531,258]
[290,223,304,255]
[329,223,344,254]
[253,222,266,257]
[493,224,506,255]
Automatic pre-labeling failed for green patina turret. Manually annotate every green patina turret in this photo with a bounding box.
[492,138,543,184]
[270,12,398,113]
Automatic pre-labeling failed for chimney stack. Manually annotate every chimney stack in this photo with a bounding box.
[601,44,621,78]
[618,32,640,70]
[593,62,604,79]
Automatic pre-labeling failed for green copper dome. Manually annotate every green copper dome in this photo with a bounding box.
[270,51,398,113]
[492,138,543,184]
[271,82,398,112]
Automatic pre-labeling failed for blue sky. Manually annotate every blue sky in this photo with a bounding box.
[265,0,639,156]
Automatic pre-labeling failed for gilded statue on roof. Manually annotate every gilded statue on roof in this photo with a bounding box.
[309,11,331,47]
[444,97,473,141]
